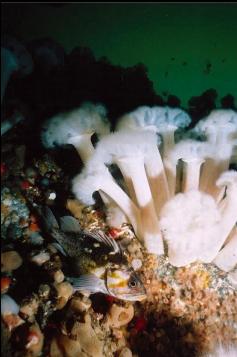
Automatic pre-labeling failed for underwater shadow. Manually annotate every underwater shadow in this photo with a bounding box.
[129,310,201,357]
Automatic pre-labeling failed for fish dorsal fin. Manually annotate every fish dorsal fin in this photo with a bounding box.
[59,216,81,233]
[68,274,108,295]
[85,230,123,255]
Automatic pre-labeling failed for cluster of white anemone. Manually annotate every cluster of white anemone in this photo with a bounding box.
[42,103,237,273]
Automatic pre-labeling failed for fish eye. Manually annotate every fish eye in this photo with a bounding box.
[129,279,137,288]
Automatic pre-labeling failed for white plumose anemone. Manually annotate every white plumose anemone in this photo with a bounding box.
[202,344,237,357]
[42,105,237,271]
[160,190,221,266]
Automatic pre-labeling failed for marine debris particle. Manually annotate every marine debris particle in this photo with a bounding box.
[203,61,212,75]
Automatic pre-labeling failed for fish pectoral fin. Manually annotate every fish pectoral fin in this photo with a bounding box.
[67,274,108,295]
[41,206,59,230]
[52,242,67,256]
[59,216,81,233]
[85,230,122,255]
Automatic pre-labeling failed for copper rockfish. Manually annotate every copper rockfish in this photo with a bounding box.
[40,207,146,301]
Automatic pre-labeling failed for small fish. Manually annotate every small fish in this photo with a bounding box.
[68,266,146,302]
[40,206,146,301]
